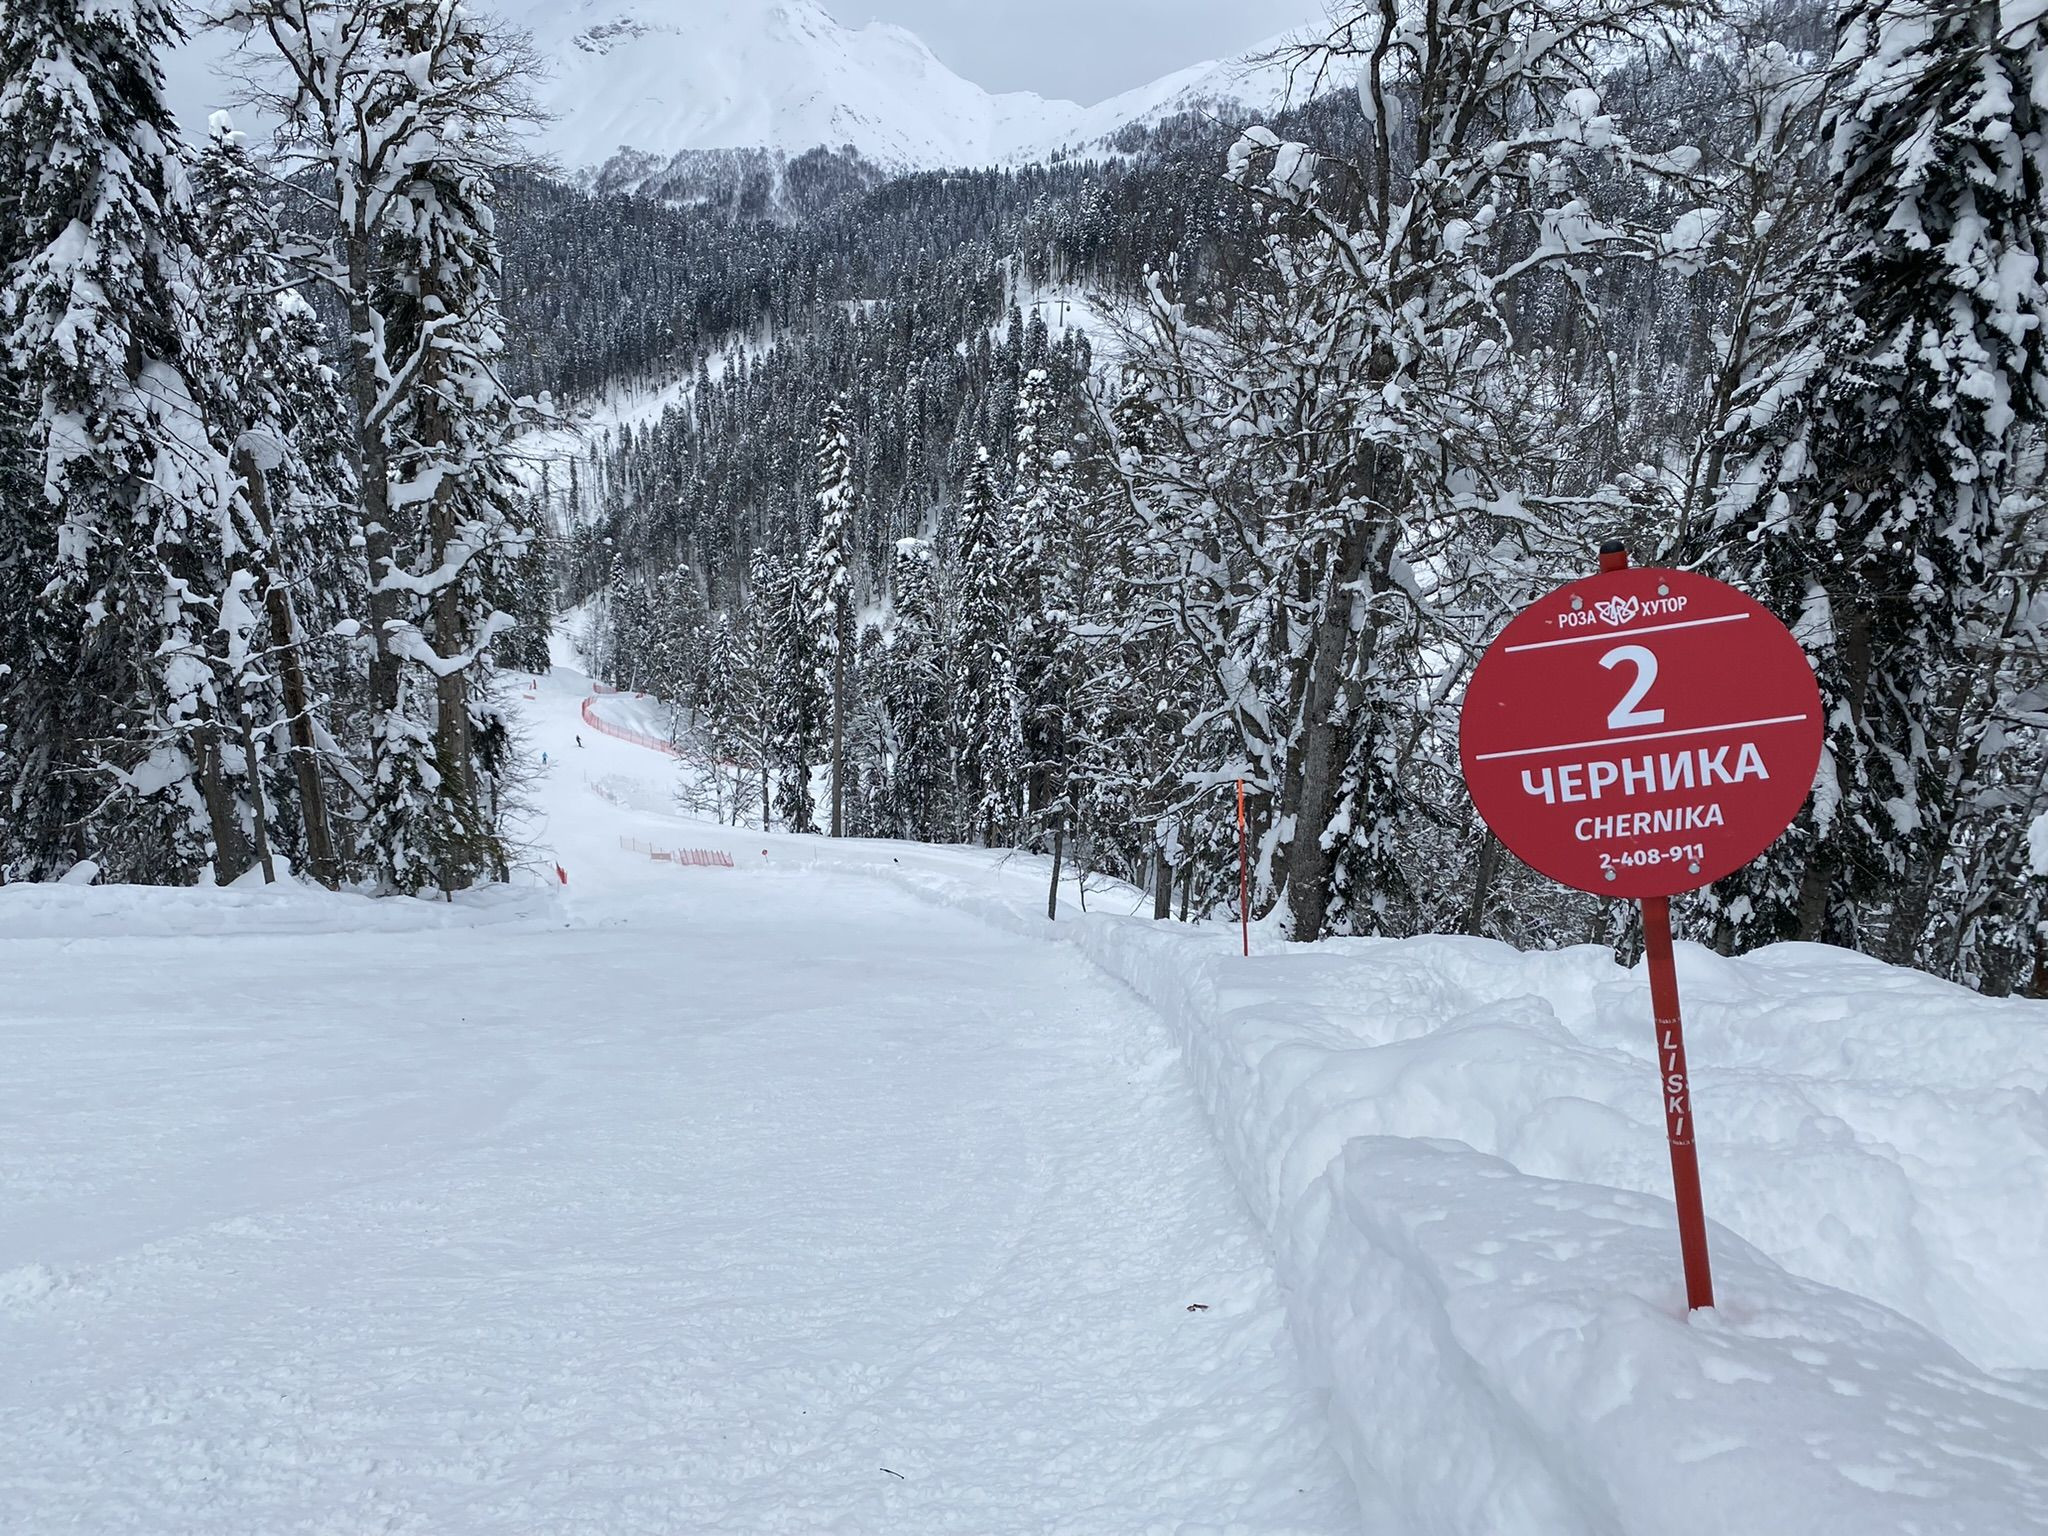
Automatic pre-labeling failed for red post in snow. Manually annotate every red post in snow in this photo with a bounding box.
[1598,540,1714,1310]
[1642,893,1715,1309]
[1236,779,1251,957]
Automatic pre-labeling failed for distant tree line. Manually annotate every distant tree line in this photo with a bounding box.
[566,0,2048,994]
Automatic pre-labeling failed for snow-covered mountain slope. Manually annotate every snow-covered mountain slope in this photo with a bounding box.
[513,0,1072,171]
[166,0,1325,173]
[1045,37,1328,157]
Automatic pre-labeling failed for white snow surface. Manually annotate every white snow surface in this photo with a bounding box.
[0,665,1353,1533]
[4,662,2047,1533]
[583,685,678,745]
[168,0,1322,173]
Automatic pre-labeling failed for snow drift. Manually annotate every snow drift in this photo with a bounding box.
[780,837,2048,1534]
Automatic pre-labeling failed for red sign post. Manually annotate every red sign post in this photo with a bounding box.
[1236,779,1251,958]
[1459,544,1824,1310]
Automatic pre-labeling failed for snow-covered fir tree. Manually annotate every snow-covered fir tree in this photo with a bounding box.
[1703,0,2048,973]
[882,536,950,839]
[952,446,1020,845]
[0,0,262,884]
[676,608,762,827]
[190,112,361,887]
[803,399,856,837]
[225,0,545,893]
[1008,369,1078,887]
[759,541,822,834]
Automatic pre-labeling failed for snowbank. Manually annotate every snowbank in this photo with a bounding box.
[0,876,555,942]
[776,838,2048,1535]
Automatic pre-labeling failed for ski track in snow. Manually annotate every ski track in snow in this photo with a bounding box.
[9,657,2048,1534]
[0,668,1355,1533]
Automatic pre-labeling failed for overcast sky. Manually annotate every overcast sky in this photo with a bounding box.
[844,1,1327,106]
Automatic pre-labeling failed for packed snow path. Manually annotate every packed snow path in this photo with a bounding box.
[0,677,1355,1532]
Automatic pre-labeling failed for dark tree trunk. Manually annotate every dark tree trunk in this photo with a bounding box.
[1178,815,1193,922]
[1463,832,1502,936]
[343,260,401,721]
[1282,522,1377,941]
[191,715,252,883]
[1795,850,1833,944]
[236,707,276,884]
[830,601,847,837]
[236,446,338,887]
[422,393,483,892]
[1047,818,1064,921]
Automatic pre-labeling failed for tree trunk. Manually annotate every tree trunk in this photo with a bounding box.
[1153,847,1172,920]
[343,262,402,720]
[1282,523,1376,941]
[831,600,847,837]
[1178,815,1193,922]
[1795,849,1833,944]
[236,706,276,884]
[236,445,338,887]
[424,400,483,891]
[1046,817,1064,921]
[192,715,252,883]
[1463,832,1502,936]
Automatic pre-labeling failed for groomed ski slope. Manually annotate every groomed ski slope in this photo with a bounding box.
[5,660,2047,1534]
[563,663,2048,1533]
[0,665,1355,1533]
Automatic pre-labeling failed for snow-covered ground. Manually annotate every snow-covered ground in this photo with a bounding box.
[4,661,2046,1533]
[0,665,1352,1533]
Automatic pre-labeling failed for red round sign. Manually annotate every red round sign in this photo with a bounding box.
[1459,566,1824,898]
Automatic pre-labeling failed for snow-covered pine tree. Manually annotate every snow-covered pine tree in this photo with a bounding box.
[224,0,543,893]
[0,0,267,884]
[639,562,708,707]
[732,559,782,831]
[1008,368,1082,912]
[884,536,950,839]
[1101,378,1212,920]
[757,542,821,834]
[491,497,557,677]
[1659,35,1830,560]
[803,398,855,836]
[677,609,761,827]
[1703,0,2048,961]
[191,112,361,886]
[846,618,891,837]
[952,446,1019,844]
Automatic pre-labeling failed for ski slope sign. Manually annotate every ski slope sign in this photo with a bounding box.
[1461,547,1826,1311]
[1459,562,1824,899]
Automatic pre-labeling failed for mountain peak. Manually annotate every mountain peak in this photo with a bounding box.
[505,0,1083,171]
[165,0,1313,175]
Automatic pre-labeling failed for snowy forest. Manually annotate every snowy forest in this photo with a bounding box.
[3,0,2045,995]
[0,0,555,897]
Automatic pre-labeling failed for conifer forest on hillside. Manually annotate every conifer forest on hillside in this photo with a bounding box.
[4,0,2045,994]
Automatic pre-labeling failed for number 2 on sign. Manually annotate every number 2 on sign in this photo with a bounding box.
[1601,644,1665,729]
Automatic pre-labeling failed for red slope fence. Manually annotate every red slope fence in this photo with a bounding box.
[620,837,734,868]
[581,695,678,757]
